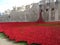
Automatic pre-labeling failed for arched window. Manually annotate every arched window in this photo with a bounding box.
[45,9,49,21]
[46,9,48,11]
[51,8,54,11]
[51,8,55,21]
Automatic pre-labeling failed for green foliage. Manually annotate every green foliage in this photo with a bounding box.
[0,33,6,38]
[18,41,28,45]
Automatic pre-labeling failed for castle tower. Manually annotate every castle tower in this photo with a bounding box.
[38,0,60,22]
[56,0,60,20]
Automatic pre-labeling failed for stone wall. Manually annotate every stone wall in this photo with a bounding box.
[0,3,39,22]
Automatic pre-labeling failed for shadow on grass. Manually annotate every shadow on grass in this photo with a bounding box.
[0,33,42,45]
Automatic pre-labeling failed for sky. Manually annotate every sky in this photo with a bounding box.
[0,0,40,12]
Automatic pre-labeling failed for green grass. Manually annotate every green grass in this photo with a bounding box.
[0,33,28,45]
[0,33,6,38]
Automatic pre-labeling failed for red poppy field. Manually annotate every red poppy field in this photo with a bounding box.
[0,22,60,45]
